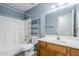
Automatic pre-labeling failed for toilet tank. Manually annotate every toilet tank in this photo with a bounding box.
[31,36,39,44]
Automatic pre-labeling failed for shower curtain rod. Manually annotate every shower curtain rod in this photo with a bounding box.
[0,3,32,18]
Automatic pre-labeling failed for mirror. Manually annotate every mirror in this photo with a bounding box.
[45,4,75,36]
[58,13,74,36]
[45,13,58,35]
[75,5,79,37]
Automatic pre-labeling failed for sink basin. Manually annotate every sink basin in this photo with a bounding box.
[22,43,34,51]
[67,40,79,46]
[59,39,79,46]
[45,38,67,44]
[42,37,79,47]
[52,39,67,44]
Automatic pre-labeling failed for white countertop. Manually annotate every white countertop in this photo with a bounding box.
[38,36,79,49]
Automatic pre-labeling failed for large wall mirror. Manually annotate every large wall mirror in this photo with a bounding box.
[58,13,74,36]
[45,12,58,35]
[45,4,78,37]
[58,10,74,36]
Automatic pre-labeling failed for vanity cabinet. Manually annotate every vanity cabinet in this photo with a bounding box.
[37,40,79,56]
[51,44,67,56]
[39,48,53,56]
[37,41,53,56]
[54,51,67,56]
[70,49,79,56]
[47,42,67,56]
[37,40,67,56]
[46,43,67,56]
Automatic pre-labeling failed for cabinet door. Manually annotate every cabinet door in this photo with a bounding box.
[39,48,52,56]
[37,45,40,56]
[47,43,54,56]
[37,41,47,48]
[54,51,67,56]
[71,48,79,56]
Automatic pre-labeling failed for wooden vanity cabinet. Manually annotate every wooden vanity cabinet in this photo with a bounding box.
[37,40,79,56]
[52,44,67,56]
[54,51,67,56]
[37,41,53,56]
[47,43,67,56]
[70,48,79,56]
[39,48,53,56]
[37,41,67,56]
[37,41,47,48]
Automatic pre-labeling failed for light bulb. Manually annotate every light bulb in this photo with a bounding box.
[57,3,65,6]
[51,4,56,8]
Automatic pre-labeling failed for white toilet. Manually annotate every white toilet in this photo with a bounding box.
[22,36,39,56]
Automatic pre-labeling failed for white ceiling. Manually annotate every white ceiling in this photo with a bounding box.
[4,3,38,12]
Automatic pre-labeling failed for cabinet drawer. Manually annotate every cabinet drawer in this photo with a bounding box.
[71,49,79,56]
[37,41,47,48]
[53,44,67,54]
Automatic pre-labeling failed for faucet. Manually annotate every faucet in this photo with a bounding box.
[56,35,60,40]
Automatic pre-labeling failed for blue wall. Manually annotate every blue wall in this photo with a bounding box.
[0,5,24,20]
[25,3,53,37]
[25,3,53,20]
[25,3,75,37]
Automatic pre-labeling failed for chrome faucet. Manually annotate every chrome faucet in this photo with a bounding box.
[56,35,60,40]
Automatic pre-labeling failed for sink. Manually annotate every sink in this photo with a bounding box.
[42,37,79,45]
[59,39,79,46]
[45,38,67,44]
[67,40,79,46]
[52,39,67,44]
[22,43,34,51]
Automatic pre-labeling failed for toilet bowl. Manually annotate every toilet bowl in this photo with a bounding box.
[22,43,34,56]
[22,43,34,51]
[22,36,39,56]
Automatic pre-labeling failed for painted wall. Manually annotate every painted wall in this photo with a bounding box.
[25,3,75,37]
[25,3,53,37]
[25,3,52,20]
[0,5,24,20]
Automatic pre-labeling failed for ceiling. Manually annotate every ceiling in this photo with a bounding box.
[3,3,38,12]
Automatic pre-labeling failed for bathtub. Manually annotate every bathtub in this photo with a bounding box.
[0,44,23,56]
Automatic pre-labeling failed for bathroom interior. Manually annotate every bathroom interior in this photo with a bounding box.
[0,3,79,56]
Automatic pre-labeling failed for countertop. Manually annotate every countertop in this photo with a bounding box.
[38,36,79,49]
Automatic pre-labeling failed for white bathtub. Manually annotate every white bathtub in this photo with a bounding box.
[0,44,23,56]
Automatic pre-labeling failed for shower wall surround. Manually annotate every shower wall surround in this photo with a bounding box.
[0,4,25,47]
[0,15,25,46]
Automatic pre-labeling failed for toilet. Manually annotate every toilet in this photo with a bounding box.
[22,36,39,56]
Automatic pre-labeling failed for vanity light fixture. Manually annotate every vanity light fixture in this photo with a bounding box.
[47,3,78,14]
[57,3,65,6]
[51,4,56,8]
